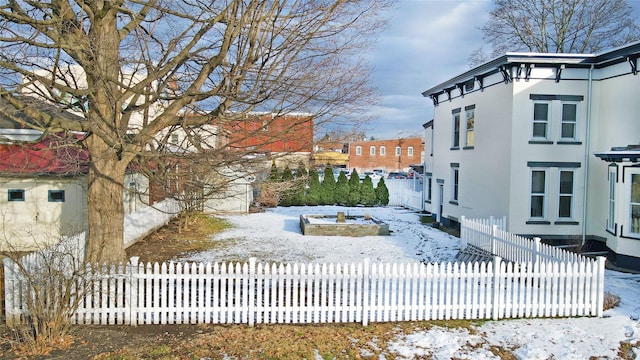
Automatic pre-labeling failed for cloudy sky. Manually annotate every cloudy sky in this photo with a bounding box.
[364,0,640,140]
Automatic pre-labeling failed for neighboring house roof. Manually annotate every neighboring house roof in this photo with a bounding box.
[0,95,85,130]
[0,133,89,177]
[0,95,90,176]
[422,41,640,100]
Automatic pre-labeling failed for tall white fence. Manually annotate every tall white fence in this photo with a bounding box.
[4,254,605,326]
[124,198,181,248]
[386,179,423,211]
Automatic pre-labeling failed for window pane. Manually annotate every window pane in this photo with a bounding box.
[370,146,375,155]
[630,174,639,233]
[8,189,24,201]
[562,104,576,121]
[534,103,548,120]
[380,146,385,155]
[559,196,572,218]
[531,195,544,217]
[532,171,545,193]
[559,171,573,194]
[533,123,547,138]
[49,190,65,202]
[561,123,575,138]
[632,204,640,233]
[632,174,640,203]
[453,113,460,147]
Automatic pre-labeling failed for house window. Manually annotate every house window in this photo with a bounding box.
[170,133,179,144]
[451,164,459,203]
[262,119,268,132]
[427,176,432,202]
[8,189,25,202]
[608,169,616,233]
[530,169,547,218]
[532,102,549,139]
[380,146,386,156]
[631,174,640,235]
[370,146,376,155]
[558,170,574,218]
[395,146,401,156]
[465,107,474,147]
[452,109,461,148]
[355,146,362,156]
[48,190,65,202]
[408,146,414,156]
[561,103,578,140]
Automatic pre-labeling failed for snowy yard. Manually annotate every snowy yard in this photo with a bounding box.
[180,206,640,360]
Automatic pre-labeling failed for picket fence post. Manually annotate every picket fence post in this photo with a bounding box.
[248,257,256,326]
[3,258,17,326]
[492,256,502,321]
[596,256,606,318]
[533,237,541,266]
[362,258,370,326]
[491,225,498,255]
[128,256,140,326]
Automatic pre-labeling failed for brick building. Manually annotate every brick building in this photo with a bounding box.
[348,137,423,172]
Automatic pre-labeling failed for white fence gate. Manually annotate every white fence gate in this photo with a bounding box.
[385,179,423,210]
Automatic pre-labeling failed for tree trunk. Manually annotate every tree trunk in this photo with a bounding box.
[84,135,131,264]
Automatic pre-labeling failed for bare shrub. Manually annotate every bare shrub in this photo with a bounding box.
[603,292,621,311]
[2,232,99,356]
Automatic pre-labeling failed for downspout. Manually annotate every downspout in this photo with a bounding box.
[582,64,594,246]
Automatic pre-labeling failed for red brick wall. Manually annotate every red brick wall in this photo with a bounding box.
[224,113,314,153]
[347,137,423,172]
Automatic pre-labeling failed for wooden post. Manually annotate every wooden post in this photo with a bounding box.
[248,257,256,326]
[128,256,140,326]
[533,237,541,266]
[362,258,370,326]
[492,256,502,321]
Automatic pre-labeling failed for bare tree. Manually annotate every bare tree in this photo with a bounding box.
[0,1,390,263]
[471,0,640,65]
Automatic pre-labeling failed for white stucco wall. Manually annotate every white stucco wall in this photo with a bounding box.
[0,177,88,251]
[430,71,513,225]
[507,69,589,237]
[588,64,640,258]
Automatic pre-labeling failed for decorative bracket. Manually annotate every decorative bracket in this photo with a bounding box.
[555,64,565,82]
[628,56,638,75]
[499,66,511,83]
[475,75,484,91]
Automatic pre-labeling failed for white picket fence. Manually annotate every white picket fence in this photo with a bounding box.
[460,216,589,264]
[4,254,605,326]
[4,215,606,326]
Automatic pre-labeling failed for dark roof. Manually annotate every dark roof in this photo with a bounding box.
[0,133,89,176]
[422,41,640,97]
[594,145,640,163]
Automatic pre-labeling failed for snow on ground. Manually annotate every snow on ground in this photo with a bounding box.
[179,206,640,359]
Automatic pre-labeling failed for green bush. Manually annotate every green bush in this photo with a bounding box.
[360,175,377,206]
[334,171,349,205]
[306,168,321,206]
[319,167,336,205]
[375,176,390,205]
[346,169,360,206]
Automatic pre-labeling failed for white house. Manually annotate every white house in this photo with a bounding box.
[422,41,640,271]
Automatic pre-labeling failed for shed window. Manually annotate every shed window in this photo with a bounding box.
[48,190,65,202]
[8,189,25,202]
